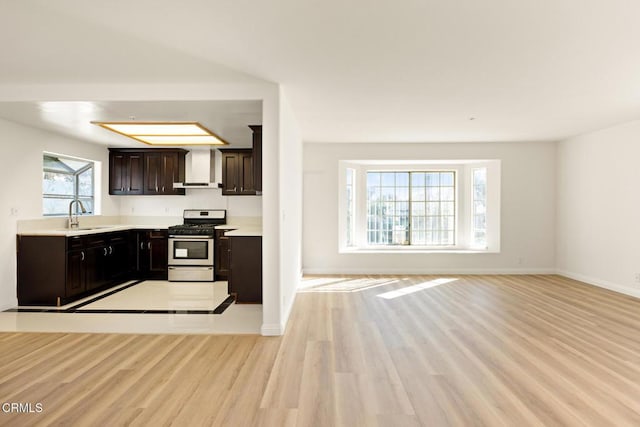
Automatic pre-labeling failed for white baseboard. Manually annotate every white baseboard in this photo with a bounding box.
[261,323,284,336]
[302,267,557,276]
[556,270,640,300]
[0,302,15,311]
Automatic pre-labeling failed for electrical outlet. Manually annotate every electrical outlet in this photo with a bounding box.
[635,273,640,283]
[9,207,18,216]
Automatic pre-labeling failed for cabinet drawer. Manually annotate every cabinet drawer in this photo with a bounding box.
[85,234,107,248]
[67,236,84,250]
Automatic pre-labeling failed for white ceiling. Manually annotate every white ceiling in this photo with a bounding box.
[0,100,262,148]
[2,0,640,143]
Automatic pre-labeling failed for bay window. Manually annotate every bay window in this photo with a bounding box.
[339,160,500,252]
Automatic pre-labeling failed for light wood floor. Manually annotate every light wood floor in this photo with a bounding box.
[2,275,640,426]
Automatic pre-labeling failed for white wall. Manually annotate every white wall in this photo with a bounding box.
[278,88,303,330]
[117,193,261,220]
[557,120,640,297]
[303,141,557,274]
[0,118,119,309]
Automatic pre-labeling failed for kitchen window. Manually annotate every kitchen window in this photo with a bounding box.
[339,160,500,252]
[42,153,96,216]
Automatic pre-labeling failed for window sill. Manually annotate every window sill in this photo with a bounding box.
[339,247,498,254]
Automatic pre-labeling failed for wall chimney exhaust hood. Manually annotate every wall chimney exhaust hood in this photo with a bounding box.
[173,148,223,189]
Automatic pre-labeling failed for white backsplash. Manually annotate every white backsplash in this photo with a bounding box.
[116,191,262,218]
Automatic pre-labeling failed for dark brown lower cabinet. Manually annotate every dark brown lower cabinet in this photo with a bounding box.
[16,229,159,306]
[214,229,231,280]
[228,235,262,303]
[135,229,168,280]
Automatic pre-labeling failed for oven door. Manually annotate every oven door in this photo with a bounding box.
[168,236,214,266]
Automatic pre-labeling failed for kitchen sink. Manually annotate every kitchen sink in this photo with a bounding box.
[62,226,115,231]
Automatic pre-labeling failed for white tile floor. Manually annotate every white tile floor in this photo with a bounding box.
[0,281,262,335]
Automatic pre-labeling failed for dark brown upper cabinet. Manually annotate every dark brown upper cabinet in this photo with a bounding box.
[109,149,186,196]
[249,125,262,194]
[220,125,262,196]
[109,151,144,195]
[221,149,255,195]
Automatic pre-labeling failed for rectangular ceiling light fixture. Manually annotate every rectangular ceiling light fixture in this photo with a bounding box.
[92,121,229,146]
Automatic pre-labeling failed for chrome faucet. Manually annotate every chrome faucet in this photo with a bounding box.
[68,199,87,229]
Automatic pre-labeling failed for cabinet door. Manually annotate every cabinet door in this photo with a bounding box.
[229,236,262,303]
[127,153,144,195]
[215,230,231,280]
[136,231,150,277]
[110,152,144,195]
[109,152,128,195]
[250,125,262,193]
[144,152,163,194]
[85,245,108,290]
[108,235,130,282]
[239,151,255,194]
[66,250,86,297]
[222,152,239,195]
[161,152,185,195]
[148,230,168,279]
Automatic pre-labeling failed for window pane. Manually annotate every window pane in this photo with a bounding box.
[381,187,394,200]
[440,172,454,186]
[474,185,486,200]
[395,172,409,186]
[426,202,439,215]
[412,216,425,230]
[426,173,440,186]
[395,187,409,202]
[441,202,454,216]
[381,172,395,186]
[396,202,409,216]
[412,173,425,186]
[472,167,488,247]
[443,216,455,230]
[43,172,74,196]
[426,187,440,201]
[412,202,425,216]
[441,187,454,201]
[78,169,93,196]
[412,231,425,245]
[473,169,486,185]
[78,198,94,214]
[43,197,74,216]
[411,187,425,201]
[367,172,380,187]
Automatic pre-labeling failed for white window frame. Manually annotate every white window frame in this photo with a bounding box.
[338,159,501,253]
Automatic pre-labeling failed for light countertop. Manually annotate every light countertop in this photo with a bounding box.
[18,224,170,237]
[19,223,262,237]
[215,224,262,237]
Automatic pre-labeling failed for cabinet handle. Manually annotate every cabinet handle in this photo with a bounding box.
[128,187,131,192]
[103,248,108,256]
[233,186,237,192]
[140,242,144,250]
[121,187,124,192]
[156,186,158,192]
[240,186,244,192]
[162,186,165,192]
[148,242,151,250]
[109,246,113,255]
[81,251,85,261]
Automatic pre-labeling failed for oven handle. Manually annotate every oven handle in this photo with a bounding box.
[169,235,214,240]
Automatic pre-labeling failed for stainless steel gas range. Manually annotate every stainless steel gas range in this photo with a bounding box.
[167,209,226,282]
